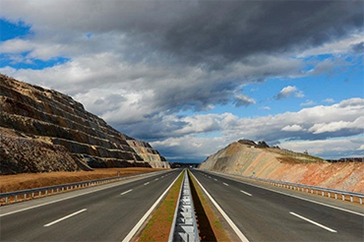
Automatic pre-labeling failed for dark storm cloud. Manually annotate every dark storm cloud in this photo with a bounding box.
[20,0,361,67]
[124,1,364,66]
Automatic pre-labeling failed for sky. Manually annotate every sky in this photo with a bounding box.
[0,0,363,163]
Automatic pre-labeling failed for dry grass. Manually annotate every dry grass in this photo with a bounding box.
[268,148,325,163]
[0,168,166,193]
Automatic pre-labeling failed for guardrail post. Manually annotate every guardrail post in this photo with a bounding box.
[335,194,337,199]
[322,191,324,196]
[5,197,8,204]
[360,198,363,204]
[45,190,48,196]
[32,192,34,198]
[24,194,27,200]
[328,192,330,198]
[39,191,41,197]
[342,194,345,201]
[350,196,353,202]
[62,187,64,192]
[15,195,17,202]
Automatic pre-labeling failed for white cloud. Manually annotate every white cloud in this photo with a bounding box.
[149,98,364,161]
[281,124,304,132]
[275,85,305,100]
[323,98,335,103]
[234,94,256,107]
[300,100,316,106]
[280,137,363,158]
[308,116,364,134]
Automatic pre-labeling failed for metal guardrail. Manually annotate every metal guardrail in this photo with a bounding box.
[0,171,164,205]
[209,170,364,205]
[169,170,200,242]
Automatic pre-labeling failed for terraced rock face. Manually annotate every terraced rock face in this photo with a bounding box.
[200,140,364,192]
[0,74,170,174]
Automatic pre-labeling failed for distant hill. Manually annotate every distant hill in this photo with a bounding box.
[200,140,364,192]
[0,74,169,174]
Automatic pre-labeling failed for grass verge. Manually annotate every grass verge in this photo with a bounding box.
[137,170,185,242]
[188,170,232,242]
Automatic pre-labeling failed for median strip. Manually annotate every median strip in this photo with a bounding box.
[44,208,87,227]
[289,212,337,233]
[190,171,249,242]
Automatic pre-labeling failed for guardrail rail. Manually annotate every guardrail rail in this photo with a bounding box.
[0,171,164,205]
[169,170,200,242]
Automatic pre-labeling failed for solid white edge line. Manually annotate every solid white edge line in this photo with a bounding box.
[289,212,337,233]
[121,189,133,196]
[240,190,252,197]
[205,170,364,217]
[121,170,183,242]
[223,183,229,186]
[190,172,250,242]
[44,208,87,227]
[0,171,168,218]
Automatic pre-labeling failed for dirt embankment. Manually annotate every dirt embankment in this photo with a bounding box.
[0,168,165,193]
[200,141,364,193]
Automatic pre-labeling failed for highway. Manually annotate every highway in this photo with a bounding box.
[0,169,182,242]
[191,169,364,242]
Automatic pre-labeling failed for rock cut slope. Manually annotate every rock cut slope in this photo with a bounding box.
[200,140,364,192]
[0,74,169,174]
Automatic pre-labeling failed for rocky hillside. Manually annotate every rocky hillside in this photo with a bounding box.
[200,140,364,192]
[0,74,170,174]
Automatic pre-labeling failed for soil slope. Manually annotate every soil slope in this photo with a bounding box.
[200,140,364,192]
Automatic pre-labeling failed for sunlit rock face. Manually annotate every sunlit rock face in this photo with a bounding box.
[0,74,169,174]
[200,140,364,193]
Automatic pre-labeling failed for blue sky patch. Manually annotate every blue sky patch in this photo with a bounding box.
[0,19,32,41]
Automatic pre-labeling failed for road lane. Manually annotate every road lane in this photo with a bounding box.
[191,169,363,242]
[1,169,182,242]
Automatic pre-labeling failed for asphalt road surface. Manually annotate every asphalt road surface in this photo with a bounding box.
[191,169,364,242]
[0,169,182,242]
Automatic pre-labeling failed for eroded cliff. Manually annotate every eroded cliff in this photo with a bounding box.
[0,74,169,174]
[200,140,364,192]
